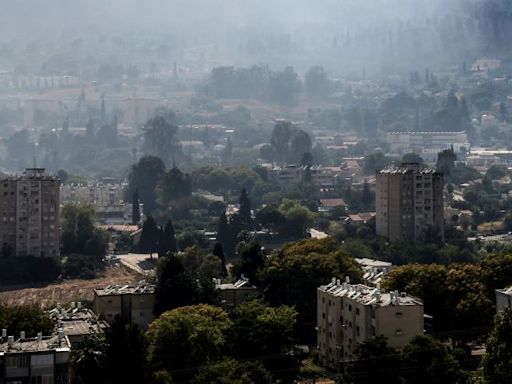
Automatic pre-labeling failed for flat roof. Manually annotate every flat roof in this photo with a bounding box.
[0,334,70,354]
[319,280,422,307]
[94,282,155,296]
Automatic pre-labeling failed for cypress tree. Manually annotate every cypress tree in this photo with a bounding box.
[239,188,251,224]
[132,190,140,225]
[213,243,227,277]
[139,216,159,256]
[159,219,178,257]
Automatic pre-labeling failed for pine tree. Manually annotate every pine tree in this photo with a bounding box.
[132,190,140,225]
[213,243,227,277]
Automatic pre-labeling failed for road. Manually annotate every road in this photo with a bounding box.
[115,253,157,276]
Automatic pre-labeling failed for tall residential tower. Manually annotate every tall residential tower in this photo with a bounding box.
[0,168,60,258]
[376,163,444,242]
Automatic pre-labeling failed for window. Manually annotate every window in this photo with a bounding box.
[356,326,360,336]
[356,308,360,315]
[395,311,403,318]
[348,304,352,312]
[396,329,403,336]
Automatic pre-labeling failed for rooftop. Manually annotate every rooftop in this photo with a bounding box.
[1,168,59,182]
[214,277,256,290]
[378,163,439,175]
[355,258,393,269]
[0,334,70,354]
[319,278,422,307]
[94,281,155,296]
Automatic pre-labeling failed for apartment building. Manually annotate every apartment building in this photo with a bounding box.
[317,278,424,370]
[376,163,444,242]
[0,331,70,384]
[48,302,109,347]
[386,131,469,162]
[93,282,155,329]
[214,277,259,311]
[0,168,59,258]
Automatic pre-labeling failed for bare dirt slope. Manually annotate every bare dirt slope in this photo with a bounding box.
[0,264,143,308]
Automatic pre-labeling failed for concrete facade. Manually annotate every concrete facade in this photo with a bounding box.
[0,333,70,384]
[376,163,444,242]
[0,168,60,258]
[93,282,155,329]
[317,278,424,370]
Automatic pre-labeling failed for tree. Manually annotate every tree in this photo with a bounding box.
[213,243,227,277]
[159,166,192,205]
[402,152,424,165]
[139,216,160,255]
[191,358,272,384]
[154,255,199,315]
[268,66,301,105]
[142,116,178,166]
[146,305,231,382]
[436,149,457,177]
[61,204,108,259]
[363,152,394,175]
[238,188,251,225]
[346,336,402,384]
[483,307,512,384]
[132,190,141,225]
[260,238,362,343]
[217,212,233,258]
[401,335,465,384]
[228,301,299,382]
[158,219,177,256]
[231,241,265,285]
[289,130,312,164]
[255,205,285,233]
[0,304,54,337]
[105,320,147,384]
[279,200,314,238]
[485,164,508,180]
[304,65,330,99]
[71,336,108,384]
[271,121,293,165]
[127,156,165,214]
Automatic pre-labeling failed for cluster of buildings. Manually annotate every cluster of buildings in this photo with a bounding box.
[60,180,140,225]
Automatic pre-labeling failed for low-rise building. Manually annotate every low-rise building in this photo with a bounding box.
[214,277,259,311]
[0,332,71,384]
[355,258,394,287]
[48,303,109,346]
[93,282,155,329]
[496,286,512,312]
[386,131,469,162]
[317,278,424,370]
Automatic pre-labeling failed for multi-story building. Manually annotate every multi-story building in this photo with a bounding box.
[376,163,444,242]
[93,282,155,329]
[0,331,71,384]
[317,278,424,370]
[214,277,260,311]
[386,131,470,162]
[0,168,59,258]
